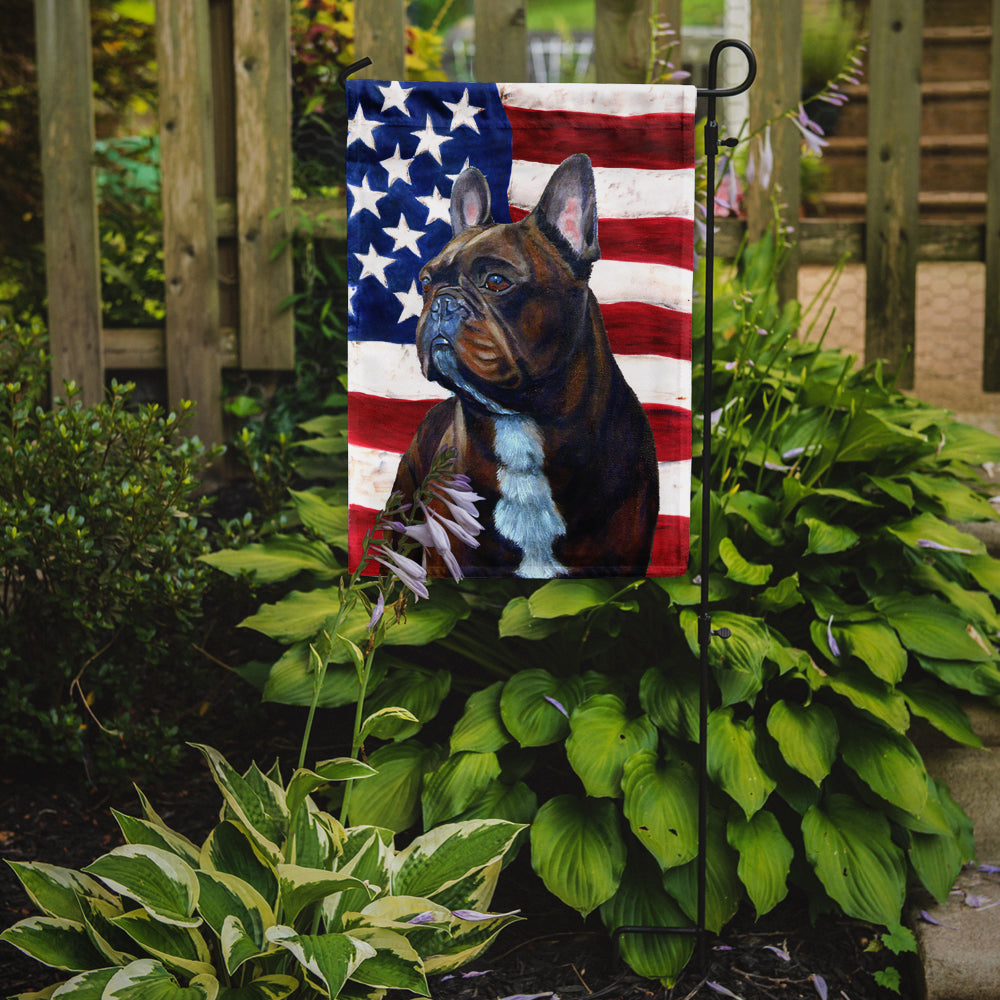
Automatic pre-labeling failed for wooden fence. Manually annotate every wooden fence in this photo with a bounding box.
[33,0,1000,445]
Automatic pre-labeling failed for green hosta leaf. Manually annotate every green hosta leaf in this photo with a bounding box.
[967,553,1000,597]
[190,746,287,862]
[0,916,107,971]
[200,822,278,910]
[393,820,524,900]
[901,680,982,748]
[874,594,995,662]
[835,410,927,463]
[421,751,502,828]
[911,562,1000,633]
[724,490,784,546]
[621,751,699,870]
[362,667,451,740]
[497,596,564,639]
[755,573,804,614]
[359,706,422,742]
[347,740,441,832]
[103,959,218,999]
[718,537,772,585]
[83,846,200,928]
[111,908,214,978]
[453,779,538,827]
[277,865,374,925]
[802,793,906,926]
[707,708,776,818]
[200,535,341,584]
[866,474,914,509]
[681,610,770,706]
[288,488,348,545]
[916,655,1000,697]
[835,621,907,684]
[260,643,387,709]
[727,811,793,917]
[195,871,273,974]
[886,512,985,557]
[530,795,626,917]
[808,660,910,732]
[765,700,838,786]
[526,578,623,617]
[346,926,428,994]
[499,670,584,747]
[639,664,699,742]
[565,695,658,798]
[661,810,741,933]
[216,975,299,999]
[450,682,511,754]
[265,926,375,997]
[112,812,201,868]
[5,862,118,922]
[906,473,998,522]
[839,718,929,817]
[935,421,1000,464]
[803,517,859,556]
[599,854,694,987]
[909,822,966,905]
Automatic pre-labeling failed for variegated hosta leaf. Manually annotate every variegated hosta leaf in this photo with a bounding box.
[4,861,118,922]
[112,810,202,868]
[265,925,375,998]
[727,810,793,917]
[424,859,501,916]
[599,854,694,987]
[200,822,278,910]
[83,846,200,928]
[499,669,585,747]
[77,894,136,966]
[0,916,107,971]
[450,681,511,754]
[802,793,906,926]
[391,820,524,901]
[421,906,523,975]
[102,958,218,999]
[362,667,452,741]
[706,707,776,818]
[45,966,118,997]
[288,801,343,870]
[276,864,375,925]
[621,751,699,871]
[421,752,502,829]
[214,974,299,1000]
[323,829,393,931]
[529,795,626,917]
[765,700,838,786]
[195,871,274,974]
[345,926,429,995]
[110,908,214,979]
[285,760,375,823]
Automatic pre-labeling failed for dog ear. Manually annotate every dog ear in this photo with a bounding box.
[532,153,600,270]
[450,167,493,235]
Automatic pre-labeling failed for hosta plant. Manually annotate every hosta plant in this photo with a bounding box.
[1,744,523,999]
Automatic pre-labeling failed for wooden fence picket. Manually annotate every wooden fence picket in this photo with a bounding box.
[984,0,1000,390]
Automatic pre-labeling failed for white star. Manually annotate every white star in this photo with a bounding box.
[380,144,415,186]
[347,105,380,149]
[378,80,411,115]
[384,214,425,255]
[355,244,394,286]
[417,185,452,226]
[395,279,425,322]
[443,89,483,133]
[347,175,386,219]
[411,115,452,164]
[446,158,472,185]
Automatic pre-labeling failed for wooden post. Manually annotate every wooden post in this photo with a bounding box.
[34,0,104,405]
[354,0,406,79]
[983,0,1000,390]
[746,0,801,305]
[594,0,653,84]
[233,0,294,369]
[157,0,223,445]
[474,0,526,81]
[864,0,923,389]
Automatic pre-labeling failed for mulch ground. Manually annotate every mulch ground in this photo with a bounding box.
[1,738,913,1000]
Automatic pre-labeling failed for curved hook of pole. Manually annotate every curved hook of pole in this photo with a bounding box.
[337,57,373,91]
[697,39,757,98]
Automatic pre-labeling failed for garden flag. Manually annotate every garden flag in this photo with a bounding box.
[346,80,696,578]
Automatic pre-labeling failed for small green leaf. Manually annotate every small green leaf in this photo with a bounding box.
[527,579,622,618]
[200,536,342,584]
[450,682,511,754]
[288,488,348,545]
[719,537,773,585]
[707,708,776,818]
[727,811,793,917]
[901,680,982,748]
[803,517,859,555]
[110,909,214,978]
[765,700,838,786]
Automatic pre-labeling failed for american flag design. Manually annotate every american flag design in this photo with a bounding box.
[346,80,695,577]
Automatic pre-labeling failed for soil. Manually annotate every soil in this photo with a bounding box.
[0,739,913,1000]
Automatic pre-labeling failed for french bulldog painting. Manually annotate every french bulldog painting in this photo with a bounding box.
[391,153,659,578]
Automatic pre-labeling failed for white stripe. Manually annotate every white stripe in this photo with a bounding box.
[350,442,692,519]
[509,161,695,220]
[590,260,692,312]
[498,82,697,117]
[350,341,690,410]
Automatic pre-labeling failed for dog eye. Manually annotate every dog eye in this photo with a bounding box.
[420,274,431,291]
[484,273,511,292]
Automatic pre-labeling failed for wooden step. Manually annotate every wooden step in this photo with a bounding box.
[812,190,987,222]
[922,0,992,28]
[922,25,993,83]
[831,80,991,137]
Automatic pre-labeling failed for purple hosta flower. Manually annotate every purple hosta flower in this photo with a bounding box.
[827,615,842,657]
[544,695,569,718]
[407,911,438,925]
[763,944,791,962]
[715,157,742,216]
[812,974,828,1000]
[917,538,973,555]
[792,104,829,157]
[747,125,774,191]
[427,479,485,540]
[367,590,385,631]
[706,983,742,999]
[451,908,521,921]
[979,864,1000,874]
[369,544,429,600]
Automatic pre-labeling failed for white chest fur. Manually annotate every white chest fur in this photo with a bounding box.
[492,415,567,578]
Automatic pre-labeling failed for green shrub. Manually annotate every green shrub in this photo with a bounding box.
[0,317,220,783]
[1,743,524,998]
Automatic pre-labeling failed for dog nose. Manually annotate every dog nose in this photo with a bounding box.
[432,293,459,319]
[429,292,466,341]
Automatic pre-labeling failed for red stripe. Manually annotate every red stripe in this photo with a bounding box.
[349,393,438,453]
[505,106,694,171]
[602,302,691,360]
[349,504,382,576]
[649,514,690,577]
[645,405,692,462]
